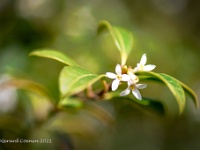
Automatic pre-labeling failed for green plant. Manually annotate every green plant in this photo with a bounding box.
[9,20,199,115]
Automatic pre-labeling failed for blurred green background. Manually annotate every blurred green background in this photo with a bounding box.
[0,0,200,150]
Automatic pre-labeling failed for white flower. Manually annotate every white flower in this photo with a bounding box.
[133,54,156,72]
[120,81,147,100]
[127,70,139,84]
[106,64,130,91]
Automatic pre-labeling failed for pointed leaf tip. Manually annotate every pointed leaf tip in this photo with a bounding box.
[98,20,133,65]
[137,72,186,114]
[177,80,199,109]
[30,49,79,66]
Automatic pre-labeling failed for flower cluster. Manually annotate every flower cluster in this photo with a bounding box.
[106,54,156,100]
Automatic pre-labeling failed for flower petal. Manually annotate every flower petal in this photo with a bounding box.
[120,88,131,96]
[143,65,156,71]
[140,54,147,65]
[121,74,130,81]
[136,84,147,89]
[127,80,134,86]
[106,72,117,79]
[115,64,122,75]
[132,88,142,100]
[133,66,139,72]
[129,73,139,83]
[111,79,120,91]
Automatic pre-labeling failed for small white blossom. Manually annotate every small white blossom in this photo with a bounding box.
[106,64,130,91]
[133,54,156,72]
[127,69,139,84]
[120,81,147,100]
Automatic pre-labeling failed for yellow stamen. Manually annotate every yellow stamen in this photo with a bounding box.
[130,84,135,90]
[122,65,128,74]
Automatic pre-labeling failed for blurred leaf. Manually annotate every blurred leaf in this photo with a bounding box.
[27,92,54,121]
[7,79,53,102]
[30,49,79,66]
[104,91,150,105]
[85,101,115,126]
[138,73,199,109]
[177,80,199,108]
[58,97,83,108]
[104,92,164,115]
[98,20,133,65]
[59,66,105,97]
[44,102,114,138]
[137,72,185,114]
[141,98,165,115]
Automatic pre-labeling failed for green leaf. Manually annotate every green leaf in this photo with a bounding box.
[104,92,164,115]
[141,98,165,115]
[7,78,53,102]
[104,91,150,105]
[30,49,79,66]
[59,66,106,97]
[137,72,186,114]
[138,72,199,109]
[98,20,133,65]
[58,97,83,108]
[178,81,199,108]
